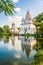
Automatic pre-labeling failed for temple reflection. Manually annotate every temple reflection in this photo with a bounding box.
[11,35,15,46]
[0,35,36,59]
[11,36,36,58]
[20,36,36,57]
[0,36,37,65]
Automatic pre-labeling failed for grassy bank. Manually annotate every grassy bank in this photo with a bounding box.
[19,33,39,38]
[0,32,11,36]
[0,32,40,38]
[30,50,43,65]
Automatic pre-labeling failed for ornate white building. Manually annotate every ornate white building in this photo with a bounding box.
[19,11,36,34]
[11,23,18,34]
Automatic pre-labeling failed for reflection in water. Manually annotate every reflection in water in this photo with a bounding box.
[21,36,36,50]
[0,36,36,65]
[20,36,36,58]
[0,36,3,42]
[3,36,10,43]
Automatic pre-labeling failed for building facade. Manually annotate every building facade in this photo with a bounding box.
[11,23,18,34]
[19,11,36,34]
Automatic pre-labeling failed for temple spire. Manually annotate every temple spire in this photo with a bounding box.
[25,11,32,20]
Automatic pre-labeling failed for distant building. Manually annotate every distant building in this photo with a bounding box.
[11,23,18,34]
[19,11,36,34]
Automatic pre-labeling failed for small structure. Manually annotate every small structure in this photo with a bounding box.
[11,23,18,34]
[19,11,36,34]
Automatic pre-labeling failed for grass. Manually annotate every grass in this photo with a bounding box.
[0,32,11,36]
[30,49,43,65]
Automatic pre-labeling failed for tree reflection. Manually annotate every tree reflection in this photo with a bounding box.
[0,36,3,42]
[31,39,43,65]
[3,36,10,43]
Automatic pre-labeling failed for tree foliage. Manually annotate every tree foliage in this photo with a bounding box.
[0,27,3,32]
[31,39,43,65]
[35,12,43,36]
[35,12,43,23]
[3,25,10,33]
[0,0,16,15]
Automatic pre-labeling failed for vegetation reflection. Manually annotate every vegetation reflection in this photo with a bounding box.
[31,39,43,65]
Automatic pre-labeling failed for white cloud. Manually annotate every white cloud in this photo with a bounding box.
[15,8,21,13]
[13,0,18,3]
[8,17,13,22]
[8,16,22,27]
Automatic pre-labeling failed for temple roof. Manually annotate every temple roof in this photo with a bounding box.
[21,11,35,24]
[25,11,32,20]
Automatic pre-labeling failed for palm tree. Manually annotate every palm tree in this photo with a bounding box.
[0,0,16,15]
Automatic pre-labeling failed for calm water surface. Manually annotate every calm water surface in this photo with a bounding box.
[0,36,37,65]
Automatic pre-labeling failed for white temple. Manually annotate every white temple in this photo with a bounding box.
[11,23,18,34]
[19,11,36,34]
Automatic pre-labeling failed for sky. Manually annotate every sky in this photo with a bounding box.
[0,0,43,27]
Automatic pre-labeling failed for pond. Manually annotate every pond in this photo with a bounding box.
[0,35,43,65]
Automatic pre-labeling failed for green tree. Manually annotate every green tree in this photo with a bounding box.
[3,25,10,33]
[17,27,21,31]
[0,27,3,33]
[35,12,43,23]
[6,25,10,33]
[0,0,16,15]
[35,12,43,37]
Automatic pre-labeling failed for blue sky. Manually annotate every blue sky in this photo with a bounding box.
[0,0,43,27]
